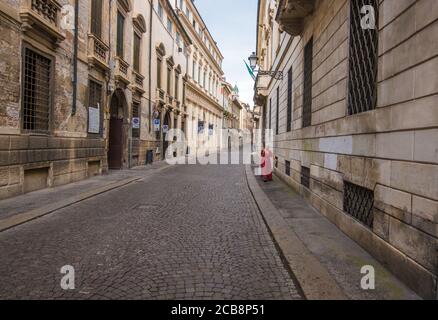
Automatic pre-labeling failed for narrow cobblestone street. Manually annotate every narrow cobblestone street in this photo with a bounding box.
[0,163,302,300]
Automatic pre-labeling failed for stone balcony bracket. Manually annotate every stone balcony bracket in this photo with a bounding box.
[276,0,315,36]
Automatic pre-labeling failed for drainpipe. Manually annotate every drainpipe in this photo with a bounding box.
[71,0,79,115]
[148,0,153,134]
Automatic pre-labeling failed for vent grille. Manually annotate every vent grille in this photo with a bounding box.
[343,181,374,228]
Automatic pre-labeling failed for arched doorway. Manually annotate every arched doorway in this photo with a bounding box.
[162,111,171,158]
[108,90,127,169]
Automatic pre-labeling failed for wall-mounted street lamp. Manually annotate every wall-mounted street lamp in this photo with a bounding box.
[248,52,283,80]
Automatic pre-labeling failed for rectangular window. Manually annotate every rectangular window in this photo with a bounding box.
[158,2,163,19]
[176,32,181,46]
[348,0,378,115]
[287,67,293,132]
[116,11,125,57]
[301,166,310,189]
[276,87,279,135]
[175,74,179,100]
[185,8,189,17]
[269,98,272,129]
[203,71,206,88]
[167,67,172,95]
[302,37,313,128]
[88,80,103,135]
[285,161,291,176]
[343,181,374,228]
[22,48,51,133]
[157,58,162,89]
[91,0,102,38]
[167,18,173,33]
[192,61,196,79]
[133,33,141,72]
[132,102,140,138]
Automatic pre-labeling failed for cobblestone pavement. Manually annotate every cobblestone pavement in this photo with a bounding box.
[0,163,302,300]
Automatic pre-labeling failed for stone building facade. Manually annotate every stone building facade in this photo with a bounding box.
[0,0,227,198]
[174,0,225,154]
[0,0,110,200]
[254,0,438,299]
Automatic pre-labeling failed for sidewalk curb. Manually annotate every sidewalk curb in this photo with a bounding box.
[245,165,347,300]
[0,164,171,233]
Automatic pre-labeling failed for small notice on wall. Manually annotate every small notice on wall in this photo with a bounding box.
[88,103,100,134]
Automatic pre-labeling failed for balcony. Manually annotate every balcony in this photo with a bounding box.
[87,34,110,72]
[276,0,315,36]
[114,56,130,85]
[166,95,174,109]
[20,0,65,46]
[156,88,165,104]
[132,70,145,95]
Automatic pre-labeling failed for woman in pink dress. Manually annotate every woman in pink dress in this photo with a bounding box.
[261,148,273,182]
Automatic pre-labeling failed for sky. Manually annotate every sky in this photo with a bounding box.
[195,0,258,105]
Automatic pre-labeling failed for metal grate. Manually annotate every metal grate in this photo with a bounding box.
[285,160,291,176]
[348,0,378,115]
[343,181,374,228]
[301,166,310,188]
[287,67,293,132]
[302,38,313,128]
[23,48,51,133]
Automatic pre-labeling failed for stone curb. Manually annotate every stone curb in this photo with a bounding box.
[244,165,347,300]
[0,164,171,233]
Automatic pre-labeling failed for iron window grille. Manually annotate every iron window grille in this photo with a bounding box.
[302,38,313,128]
[301,166,310,188]
[285,160,291,176]
[22,48,52,133]
[276,87,279,135]
[347,0,379,115]
[88,80,103,135]
[132,102,140,138]
[91,0,103,38]
[343,181,374,228]
[287,67,293,132]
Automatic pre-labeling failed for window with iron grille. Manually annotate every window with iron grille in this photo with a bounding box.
[348,0,378,115]
[116,11,125,57]
[88,80,103,135]
[302,38,313,128]
[91,0,102,38]
[343,181,374,228]
[285,160,291,176]
[133,32,141,72]
[287,67,293,132]
[132,102,140,138]
[274,156,278,168]
[301,166,310,188]
[276,87,279,135]
[22,48,52,133]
